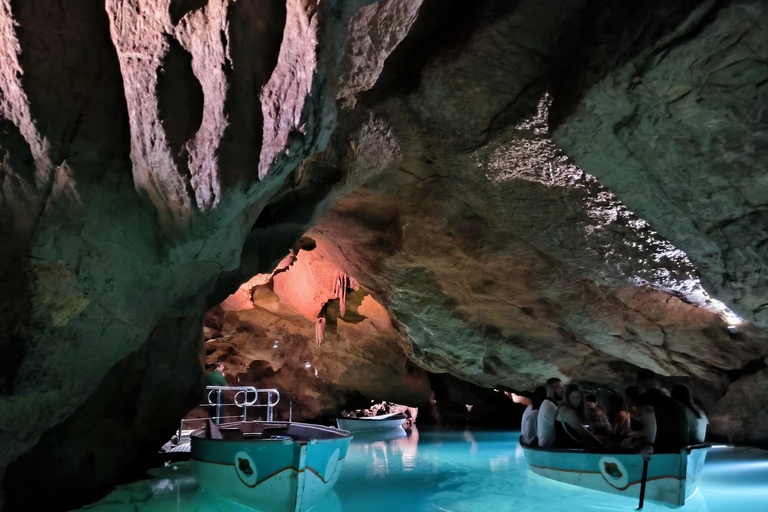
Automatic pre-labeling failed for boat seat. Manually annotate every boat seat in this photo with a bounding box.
[263,426,290,435]
[241,432,293,440]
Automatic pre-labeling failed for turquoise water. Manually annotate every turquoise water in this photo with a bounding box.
[78,428,768,512]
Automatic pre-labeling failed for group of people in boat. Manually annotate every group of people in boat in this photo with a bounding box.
[520,369,708,459]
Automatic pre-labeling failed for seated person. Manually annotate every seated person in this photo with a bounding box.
[607,392,631,438]
[537,377,564,447]
[671,384,708,444]
[585,394,611,436]
[624,386,644,432]
[554,384,603,448]
[635,369,690,459]
[521,386,547,445]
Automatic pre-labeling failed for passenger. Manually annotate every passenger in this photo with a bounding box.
[671,384,708,444]
[607,393,631,438]
[624,386,643,431]
[585,394,611,436]
[636,369,690,459]
[554,384,603,448]
[206,361,227,387]
[537,378,564,447]
[205,362,228,424]
[521,386,547,445]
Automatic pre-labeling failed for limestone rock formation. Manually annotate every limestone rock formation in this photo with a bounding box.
[1,0,768,510]
[0,0,383,509]
[552,0,768,330]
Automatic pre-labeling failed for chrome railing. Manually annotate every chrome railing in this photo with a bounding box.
[177,387,281,437]
[205,386,280,423]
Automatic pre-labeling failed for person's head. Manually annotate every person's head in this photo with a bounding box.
[545,378,564,401]
[584,393,597,410]
[636,369,660,394]
[671,384,702,418]
[213,362,224,373]
[624,386,641,408]
[607,392,626,412]
[564,384,584,409]
[564,384,587,420]
[531,385,547,410]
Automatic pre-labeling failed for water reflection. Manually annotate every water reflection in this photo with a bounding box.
[76,428,768,512]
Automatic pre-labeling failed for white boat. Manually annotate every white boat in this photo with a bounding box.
[336,412,407,432]
[520,440,710,507]
[190,420,352,512]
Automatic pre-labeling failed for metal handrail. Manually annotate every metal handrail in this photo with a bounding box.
[204,386,280,422]
[177,387,281,439]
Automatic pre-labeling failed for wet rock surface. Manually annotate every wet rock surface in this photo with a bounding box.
[1,0,768,510]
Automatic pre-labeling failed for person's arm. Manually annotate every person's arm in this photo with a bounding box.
[562,407,604,445]
[595,410,611,435]
[613,411,631,436]
[639,405,656,460]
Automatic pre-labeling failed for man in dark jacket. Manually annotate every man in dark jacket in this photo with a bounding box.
[206,362,227,422]
[206,362,227,387]
[636,369,690,460]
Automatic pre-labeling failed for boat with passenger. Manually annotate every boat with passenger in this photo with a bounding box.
[336,412,407,432]
[520,440,710,507]
[159,386,352,511]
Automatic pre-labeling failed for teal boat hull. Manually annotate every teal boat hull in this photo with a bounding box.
[521,441,709,507]
[191,422,352,512]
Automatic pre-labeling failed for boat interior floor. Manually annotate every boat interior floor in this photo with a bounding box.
[197,421,352,442]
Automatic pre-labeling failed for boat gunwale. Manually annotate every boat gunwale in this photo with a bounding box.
[520,439,711,456]
[337,412,407,422]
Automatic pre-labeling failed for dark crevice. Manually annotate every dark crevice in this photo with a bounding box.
[169,0,209,25]
[0,118,36,184]
[294,236,317,252]
[725,356,768,383]
[157,35,204,183]
[359,0,514,103]
[0,335,26,395]
[217,0,286,187]
[9,0,132,177]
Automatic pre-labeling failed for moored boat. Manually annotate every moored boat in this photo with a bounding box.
[520,440,709,507]
[336,412,407,432]
[190,420,352,512]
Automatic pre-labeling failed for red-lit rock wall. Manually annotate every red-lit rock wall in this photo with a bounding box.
[203,213,431,419]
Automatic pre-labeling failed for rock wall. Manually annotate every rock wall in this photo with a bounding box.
[0,0,382,509]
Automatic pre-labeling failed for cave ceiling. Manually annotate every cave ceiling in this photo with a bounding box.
[1,0,767,510]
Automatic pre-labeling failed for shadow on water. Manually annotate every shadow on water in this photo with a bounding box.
[74,428,768,512]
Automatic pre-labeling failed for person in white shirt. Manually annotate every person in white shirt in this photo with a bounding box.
[537,378,564,447]
[671,384,708,443]
[521,386,547,445]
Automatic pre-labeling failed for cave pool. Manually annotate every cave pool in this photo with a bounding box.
[77,428,768,512]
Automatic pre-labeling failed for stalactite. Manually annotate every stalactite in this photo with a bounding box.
[333,270,348,318]
[315,317,326,346]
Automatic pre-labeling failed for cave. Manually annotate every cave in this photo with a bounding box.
[1,0,767,510]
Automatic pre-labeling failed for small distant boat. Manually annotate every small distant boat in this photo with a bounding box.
[190,420,352,512]
[336,412,407,432]
[520,440,709,507]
